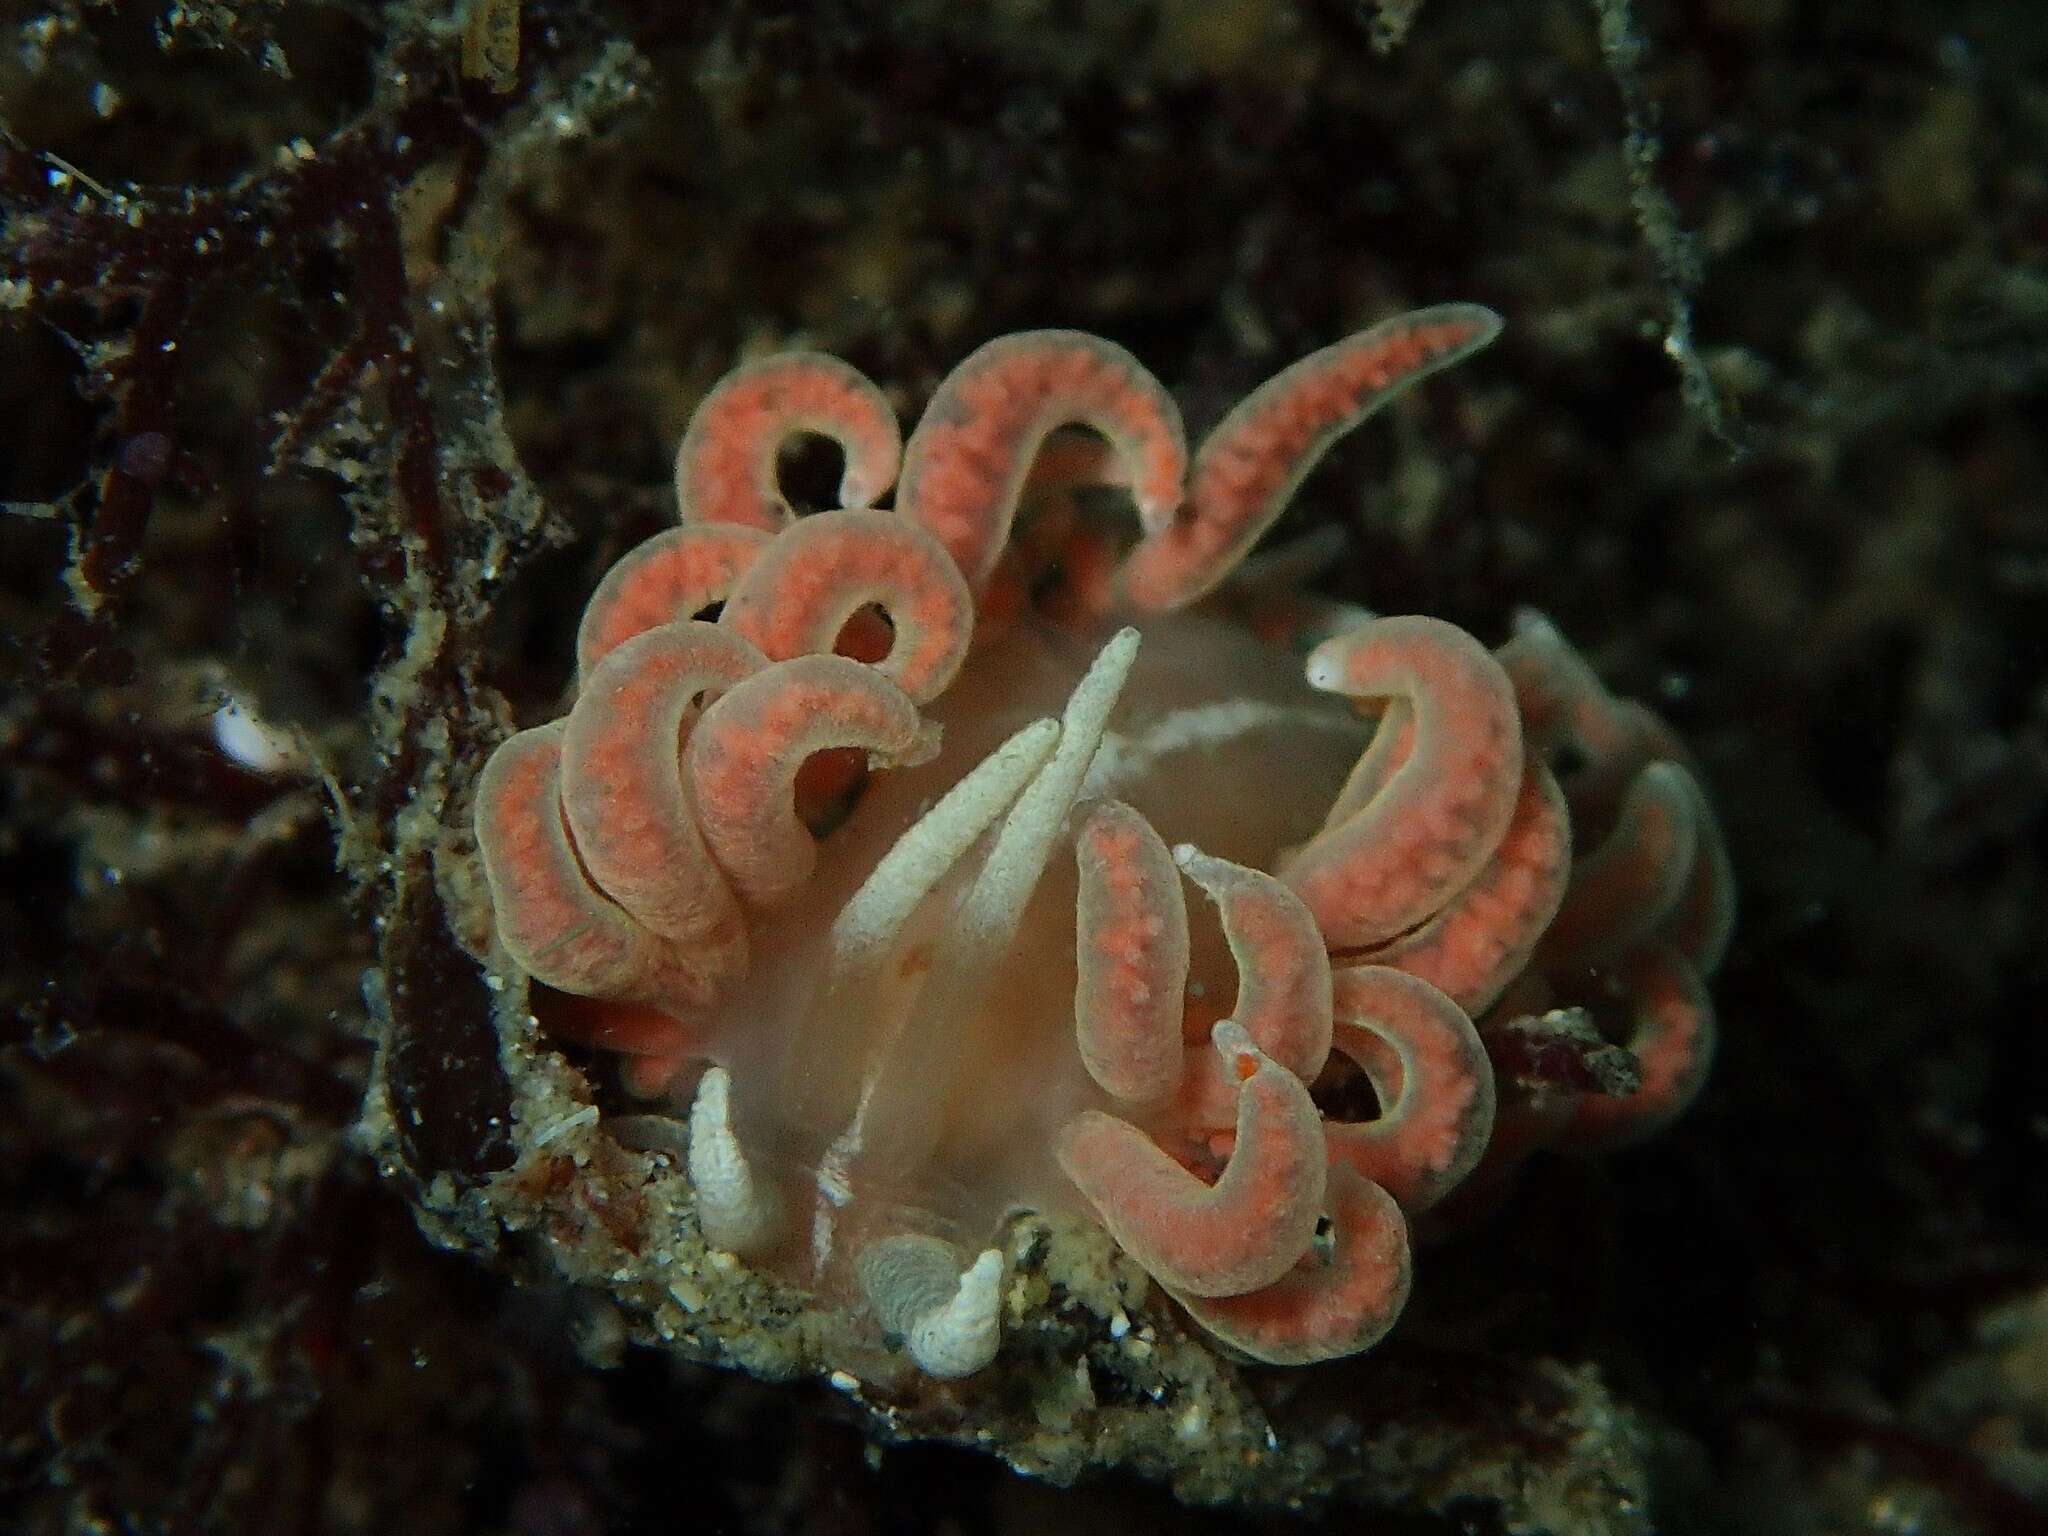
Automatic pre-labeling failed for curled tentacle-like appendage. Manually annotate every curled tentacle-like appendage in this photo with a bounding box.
[975,437,1139,631]
[719,508,973,704]
[1168,1166,1411,1366]
[1361,759,1571,1015]
[1073,801,1190,1107]
[560,622,764,988]
[1563,946,1716,1152]
[897,330,1188,590]
[1471,613,1735,1176]
[686,654,939,908]
[675,351,903,531]
[1118,304,1502,614]
[475,721,712,1009]
[1056,1022,1327,1298]
[1069,813,1334,1129]
[539,994,705,1100]
[1321,966,1495,1214]
[1538,759,1698,969]
[857,1236,1005,1380]
[1497,609,1650,781]
[1667,770,1737,974]
[576,524,772,680]
[1497,611,1735,975]
[1280,615,1524,951]
[1175,845,1333,1087]
[689,1066,788,1256]
[1498,613,1737,969]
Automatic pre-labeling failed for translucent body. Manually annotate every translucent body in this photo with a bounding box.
[680,611,1368,1251]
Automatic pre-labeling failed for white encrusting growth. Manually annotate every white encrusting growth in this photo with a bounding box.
[856,1235,1005,1379]
[687,1066,782,1255]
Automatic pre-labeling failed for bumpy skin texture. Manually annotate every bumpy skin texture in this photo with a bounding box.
[471,322,1732,1374]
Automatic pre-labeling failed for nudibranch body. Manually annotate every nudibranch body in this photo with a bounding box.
[473,312,1733,1377]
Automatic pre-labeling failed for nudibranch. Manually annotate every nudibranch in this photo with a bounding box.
[472,311,1733,1377]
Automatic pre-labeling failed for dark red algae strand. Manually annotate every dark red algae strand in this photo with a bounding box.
[382,856,516,1183]
[0,60,513,681]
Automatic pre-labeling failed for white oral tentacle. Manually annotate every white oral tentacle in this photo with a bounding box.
[819,629,1143,1217]
[951,627,1140,960]
[829,716,1062,970]
[803,716,1061,1275]
[907,1248,1004,1379]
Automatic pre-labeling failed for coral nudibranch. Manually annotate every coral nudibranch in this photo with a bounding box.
[472,313,1733,1377]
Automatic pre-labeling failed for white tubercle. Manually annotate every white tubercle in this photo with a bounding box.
[687,1066,782,1255]
[1211,1017,1265,1075]
[857,1235,1004,1380]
